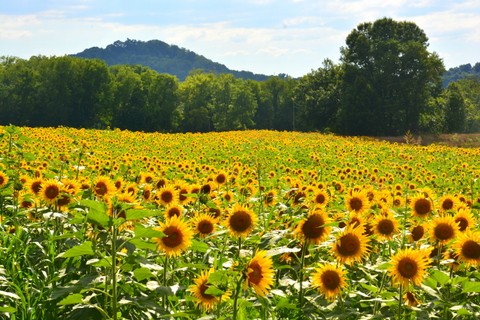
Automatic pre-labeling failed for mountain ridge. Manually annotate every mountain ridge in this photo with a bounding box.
[71,38,270,81]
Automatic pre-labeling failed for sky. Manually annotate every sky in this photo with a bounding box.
[1,0,480,77]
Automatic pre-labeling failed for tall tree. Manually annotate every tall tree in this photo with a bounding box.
[339,18,445,135]
[293,59,343,132]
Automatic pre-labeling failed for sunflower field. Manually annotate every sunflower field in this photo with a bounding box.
[1,125,480,320]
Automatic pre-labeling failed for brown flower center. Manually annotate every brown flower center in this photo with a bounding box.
[197,220,214,235]
[414,198,431,216]
[315,194,326,205]
[462,240,480,260]
[95,182,108,196]
[434,223,454,241]
[247,261,263,285]
[455,217,469,231]
[302,214,325,240]
[377,219,394,235]
[160,190,174,204]
[442,199,454,211]
[321,270,341,290]
[411,225,424,241]
[397,257,418,279]
[229,210,252,232]
[162,226,183,248]
[349,197,363,211]
[199,282,215,300]
[45,185,60,199]
[336,233,360,257]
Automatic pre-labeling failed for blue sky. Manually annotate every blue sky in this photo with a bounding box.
[1,0,479,77]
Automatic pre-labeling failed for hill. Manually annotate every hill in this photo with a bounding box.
[442,62,480,87]
[71,39,270,81]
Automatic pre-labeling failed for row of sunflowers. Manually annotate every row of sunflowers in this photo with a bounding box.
[1,125,480,319]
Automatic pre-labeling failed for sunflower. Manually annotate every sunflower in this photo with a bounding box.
[345,190,370,215]
[93,176,116,198]
[164,203,184,220]
[189,269,229,311]
[310,264,347,301]
[410,194,433,218]
[263,190,277,207]
[40,179,62,204]
[222,190,235,203]
[372,211,399,240]
[332,225,370,265]
[177,183,194,205]
[0,171,9,188]
[245,251,274,297]
[454,207,476,232]
[428,215,459,244]
[295,209,331,244]
[389,248,431,287]
[225,203,257,238]
[312,188,329,208]
[28,177,43,195]
[156,186,177,206]
[453,230,480,266]
[438,195,459,213]
[214,171,228,186]
[154,215,193,257]
[404,291,420,307]
[410,223,426,242]
[191,213,218,238]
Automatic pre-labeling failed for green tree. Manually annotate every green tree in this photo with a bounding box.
[444,82,466,133]
[293,59,343,132]
[339,18,445,135]
[179,71,215,132]
[452,77,480,132]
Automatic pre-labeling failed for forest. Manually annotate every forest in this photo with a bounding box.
[1,18,480,136]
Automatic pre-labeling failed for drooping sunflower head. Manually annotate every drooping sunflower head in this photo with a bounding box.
[404,291,420,307]
[389,247,431,287]
[188,269,229,311]
[263,190,277,207]
[191,213,218,238]
[294,209,331,244]
[453,230,480,267]
[345,190,370,215]
[245,251,274,297]
[225,203,257,238]
[428,215,459,245]
[332,225,370,265]
[154,215,193,257]
[311,263,347,301]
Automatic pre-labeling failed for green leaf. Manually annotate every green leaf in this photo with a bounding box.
[134,267,154,282]
[58,293,83,306]
[58,241,94,258]
[128,238,157,250]
[462,281,480,293]
[204,286,225,296]
[126,209,162,220]
[423,275,437,289]
[0,306,16,313]
[190,239,209,253]
[79,199,110,228]
[431,269,449,286]
[134,224,165,238]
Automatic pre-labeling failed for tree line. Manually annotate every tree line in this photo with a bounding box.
[1,18,479,135]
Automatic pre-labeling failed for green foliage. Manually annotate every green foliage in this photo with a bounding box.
[338,18,445,135]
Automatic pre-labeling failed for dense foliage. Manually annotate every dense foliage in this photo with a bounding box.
[72,39,270,82]
[443,63,480,87]
[0,126,480,319]
[1,18,480,135]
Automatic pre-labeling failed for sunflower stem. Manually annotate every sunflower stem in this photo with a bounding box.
[397,284,403,320]
[299,241,308,307]
[232,274,244,320]
[162,255,169,311]
[111,224,118,320]
[237,237,242,258]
